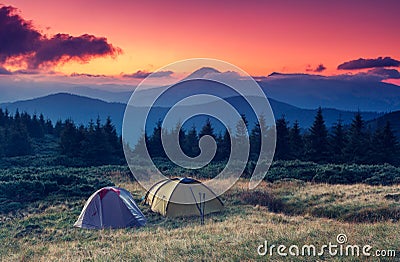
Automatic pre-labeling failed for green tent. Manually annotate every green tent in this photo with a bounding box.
[145,177,224,217]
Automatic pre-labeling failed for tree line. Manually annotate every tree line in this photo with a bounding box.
[1,107,398,166]
[0,109,51,157]
[0,108,123,165]
[275,108,398,165]
[142,108,399,166]
[58,117,123,165]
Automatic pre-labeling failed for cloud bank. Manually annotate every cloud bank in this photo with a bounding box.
[337,57,400,70]
[122,70,174,79]
[0,5,121,70]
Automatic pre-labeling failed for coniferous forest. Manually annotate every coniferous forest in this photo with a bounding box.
[142,108,399,166]
[0,107,399,167]
[0,108,124,166]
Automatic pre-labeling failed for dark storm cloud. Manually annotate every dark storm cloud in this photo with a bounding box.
[0,6,41,63]
[337,57,400,70]
[123,70,173,78]
[29,34,121,68]
[0,5,121,69]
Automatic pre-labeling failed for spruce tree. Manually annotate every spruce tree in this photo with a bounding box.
[162,122,186,162]
[0,109,7,156]
[80,119,96,161]
[60,119,80,157]
[289,120,303,160]
[275,115,290,160]
[235,114,248,139]
[214,133,226,161]
[345,112,369,163]
[307,107,329,162]
[54,120,64,137]
[0,108,5,127]
[6,122,32,157]
[250,122,261,160]
[148,120,165,158]
[104,116,120,156]
[371,121,398,165]
[132,132,149,159]
[218,128,231,160]
[184,125,200,157]
[199,118,216,138]
[235,114,249,152]
[0,127,5,156]
[29,114,44,138]
[178,125,186,153]
[45,119,54,134]
[329,118,347,163]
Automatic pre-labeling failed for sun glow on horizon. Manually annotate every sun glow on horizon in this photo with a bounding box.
[0,0,399,84]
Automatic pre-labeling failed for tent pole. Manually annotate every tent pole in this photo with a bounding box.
[199,192,205,225]
[98,195,103,228]
[202,193,205,225]
[199,193,203,225]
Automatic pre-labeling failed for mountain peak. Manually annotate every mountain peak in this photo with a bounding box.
[268,72,310,77]
[268,72,282,77]
[186,67,221,79]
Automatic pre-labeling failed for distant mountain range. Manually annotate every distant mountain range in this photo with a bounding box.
[1,67,400,113]
[366,111,400,137]
[259,73,400,112]
[0,93,125,130]
[0,93,383,136]
[83,72,400,113]
[2,66,400,140]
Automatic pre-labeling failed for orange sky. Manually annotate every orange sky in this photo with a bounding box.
[3,0,400,77]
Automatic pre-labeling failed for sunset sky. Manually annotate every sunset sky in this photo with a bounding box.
[1,0,400,84]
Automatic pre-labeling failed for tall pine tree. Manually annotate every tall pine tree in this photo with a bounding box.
[147,120,165,158]
[371,121,398,165]
[275,115,290,160]
[199,118,216,138]
[250,121,261,160]
[60,119,80,157]
[289,120,304,160]
[345,112,369,163]
[306,107,329,162]
[221,128,231,160]
[184,125,200,157]
[329,118,347,163]
[235,114,249,152]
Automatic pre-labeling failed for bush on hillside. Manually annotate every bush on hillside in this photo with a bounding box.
[0,166,114,214]
[239,190,284,212]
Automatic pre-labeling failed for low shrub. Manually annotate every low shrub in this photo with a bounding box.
[239,190,284,212]
[343,206,400,223]
[0,166,114,214]
[265,160,400,185]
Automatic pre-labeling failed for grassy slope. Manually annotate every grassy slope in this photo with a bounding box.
[0,175,399,261]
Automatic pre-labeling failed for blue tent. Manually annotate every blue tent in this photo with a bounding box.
[74,187,146,229]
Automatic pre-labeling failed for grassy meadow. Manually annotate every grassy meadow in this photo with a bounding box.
[0,168,399,261]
